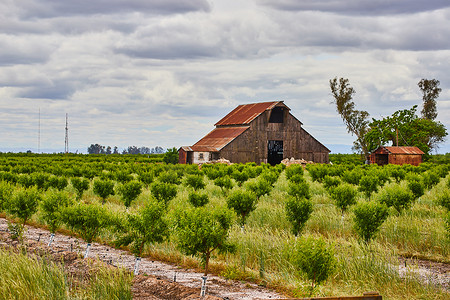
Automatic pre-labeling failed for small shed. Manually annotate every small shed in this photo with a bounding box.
[370,146,424,166]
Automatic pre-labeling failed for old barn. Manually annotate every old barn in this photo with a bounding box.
[369,146,424,166]
[179,101,330,165]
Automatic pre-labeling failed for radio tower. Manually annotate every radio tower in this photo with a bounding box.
[64,113,69,154]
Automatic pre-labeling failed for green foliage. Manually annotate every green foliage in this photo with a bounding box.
[376,184,414,213]
[47,175,68,191]
[307,164,328,182]
[150,181,177,206]
[322,175,341,191]
[422,171,440,190]
[285,197,313,236]
[446,212,450,237]
[18,174,34,188]
[214,176,233,193]
[40,190,72,233]
[285,164,304,181]
[60,203,109,243]
[231,170,249,186]
[188,191,209,207]
[158,171,181,184]
[31,172,50,190]
[353,201,389,243]
[288,181,311,200]
[93,179,115,204]
[418,78,441,120]
[290,236,336,295]
[184,174,206,190]
[436,190,450,211]
[117,181,143,208]
[260,170,279,186]
[138,172,154,187]
[342,168,363,185]
[246,178,272,199]
[388,167,406,183]
[226,190,258,226]
[358,175,379,199]
[174,206,235,275]
[71,177,90,200]
[0,181,13,212]
[330,183,357,213]
[115,200,168,257]
[163,147,178,164]
[407,179,424,200]
[115,170,133,183]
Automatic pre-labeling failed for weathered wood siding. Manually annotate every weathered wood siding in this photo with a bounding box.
[388,154,422,166]
[219,110,329,164]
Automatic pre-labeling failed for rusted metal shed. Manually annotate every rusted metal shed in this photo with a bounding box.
[179,101,330,165]
[370,146,424,166]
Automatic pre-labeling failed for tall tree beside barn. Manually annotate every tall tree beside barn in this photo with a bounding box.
[329,77,370,159]
[418,78,441,120]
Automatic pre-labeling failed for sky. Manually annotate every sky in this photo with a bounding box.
[1,0,449,154]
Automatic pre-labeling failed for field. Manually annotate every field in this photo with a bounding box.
[0,153,449,299]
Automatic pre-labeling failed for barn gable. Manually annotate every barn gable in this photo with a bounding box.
[180,101,330,165]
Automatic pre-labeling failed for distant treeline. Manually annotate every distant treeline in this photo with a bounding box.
[87,144,165,155]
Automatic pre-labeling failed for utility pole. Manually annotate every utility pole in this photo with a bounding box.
[64,113,69,154]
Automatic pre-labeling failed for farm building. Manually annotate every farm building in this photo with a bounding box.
[369,146,424,166]
[179,101,330,165]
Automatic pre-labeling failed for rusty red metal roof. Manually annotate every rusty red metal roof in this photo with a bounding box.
[375,146,424,155]
[215,101,286,126]
[191,126,249,151]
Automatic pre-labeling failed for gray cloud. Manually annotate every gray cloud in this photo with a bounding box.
[258,0,450,15]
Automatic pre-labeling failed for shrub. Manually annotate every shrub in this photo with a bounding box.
[0,181,13,212]
[18,174,34,188]
[342,169,363,185]
[188,191,209,207]
[93,179,115,204]
[389,167,406,183]
[163,147,178,164]
[117,181,143,208]
[138,172,154,187]
[231,170,249,186]
[358,175,379,199]
[184,174,206,190]
[290,236,335,296]
[377,184,415,213]
[285,197,313,236]
[47,176,68,191]
[246,178,272,199]
[31,172,50,190]
[436,190,450,211]
[158,171,181,185]
[288,181,311,200]
[174,206,235,275]
[150,181,177,206]
[446,212,450,237]
[214,176,233,193]
[226,190,258,226]
[115,170,133,183]
[422,171,440,190]
[40,190,72,233]
[322,175,341,191]
[71,177,90,200]
[407,180,424,200]
[260,170,279,186]
[353,201,389,243]
[330,183,357,213]
[285,164,304,181]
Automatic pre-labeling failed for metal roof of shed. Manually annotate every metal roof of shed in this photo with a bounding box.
[215,101,288,126]
[191,126,249,152]
[374,146,425,155]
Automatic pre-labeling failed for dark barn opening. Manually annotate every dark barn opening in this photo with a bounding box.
[268,140,283,165]
[269,107,284,123]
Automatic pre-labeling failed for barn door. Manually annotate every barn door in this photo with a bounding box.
[268,140,283,165]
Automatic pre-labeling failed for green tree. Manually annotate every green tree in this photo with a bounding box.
[246,178,272,200]
[71,177,90,200]
[117,181,143,208]
[163,147,178,164]
[214,176,233,194]
[418,78,441,120]
[184,174,206,190]
[330,183,357,213]
[174,206,235,276]
[353,201,389,243]
[358,175,379,199]
[40,190,72,234]
[188,191,209,207]
[150,181,177,206]
[288,181,311,200]
[0,181,13,212]
[377,184,414,213]
[330,77,370,158]
[290,236,336,296]
[285,197,313,236]
[226,190,258,227]
[93,179,115,204]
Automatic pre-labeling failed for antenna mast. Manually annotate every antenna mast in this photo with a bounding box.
[64,113,69,154]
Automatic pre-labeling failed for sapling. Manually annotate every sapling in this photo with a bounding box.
[288,181,311,200]
[231,170,249,186]
[407,179,424,200]
[358,175,379,199]
[138,172,154,187]
[323,175,341,191]
[246,178,272,200]
[214,176,233,194]
[226,190,258,227]
[377,184,414,213]
[0,181,13,212]
[353,201,389,243]
[47,176,68,191]
[174,206,235,296]
[436,190,450,211]
[285,164,304,181]
[291,236,336,296]
[150,181,177,206]
[117,180,143,208]
[188,191,209,207]
[6,187,42,243]
[184,174,206,190]
[93,179,115,204]
[115,200,168,275]
[71,177,90,200]
[60,203,110,258]
[330,183,357,214]
[158,171,181,184]
[285,196,313,236]
[40,190,72,246]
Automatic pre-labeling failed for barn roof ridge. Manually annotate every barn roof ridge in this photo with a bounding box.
[215,101,288,126]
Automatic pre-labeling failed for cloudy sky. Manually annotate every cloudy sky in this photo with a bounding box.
[1,0,449,154]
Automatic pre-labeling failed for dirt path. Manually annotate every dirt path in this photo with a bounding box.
[0,218,285,300]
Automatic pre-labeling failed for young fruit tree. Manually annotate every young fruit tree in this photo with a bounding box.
[150,181,178,206]
[330,183,357,214]
[188,191,209,207]
[117,180,143,208]
[285,196,313,236]
[353,201,389,243]
[376,184,414,213]
[115,200,168,275]
[93,179,115,204]
[226,190,258,227]
[214,176,233,194]
[291,236,336,296]
[0,181,13,213]
[40,190,72,246]
[174,206,235,295]
[184,174,206,191]
[6,187,42,242]
[71,177,90,200]
[60,203,110,258]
